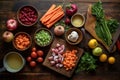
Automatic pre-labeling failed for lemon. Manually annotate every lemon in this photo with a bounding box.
[88,39,98,49]
[108,57,115,64]
[99,53,107,62]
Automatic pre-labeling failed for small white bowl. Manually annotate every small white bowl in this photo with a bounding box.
[71,13,85,28]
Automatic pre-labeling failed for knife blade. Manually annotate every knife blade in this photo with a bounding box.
[109,25,120,53]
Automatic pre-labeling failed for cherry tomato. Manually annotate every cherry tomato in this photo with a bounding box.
[27,56,32,62]
[31,51,37,58]
[30,61,36,67]
[37,57,43,63]
[32,47,37,52]
[37,50,44,57]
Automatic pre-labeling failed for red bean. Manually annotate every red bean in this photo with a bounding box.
[19,6,37,25]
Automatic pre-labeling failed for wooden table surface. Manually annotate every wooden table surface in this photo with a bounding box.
[0,0,120,80]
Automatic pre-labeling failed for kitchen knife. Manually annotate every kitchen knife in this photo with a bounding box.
[109,25,120,53]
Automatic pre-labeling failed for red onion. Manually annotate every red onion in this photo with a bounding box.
[7,19,18,31]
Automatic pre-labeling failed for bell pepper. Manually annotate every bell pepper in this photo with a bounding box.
[117,40,120,51]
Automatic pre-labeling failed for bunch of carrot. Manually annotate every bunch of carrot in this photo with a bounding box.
[40,4,64,28]
[62,49,78,71]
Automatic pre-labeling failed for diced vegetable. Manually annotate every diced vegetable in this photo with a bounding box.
[35,30,52,46]
[15,33,30,50]
[62,49,78,71]
[48,43,65,68]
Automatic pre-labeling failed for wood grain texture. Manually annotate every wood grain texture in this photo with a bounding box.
[0,0,120,80]
[43,38,84,77]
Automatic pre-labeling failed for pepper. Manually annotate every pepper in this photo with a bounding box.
[117,40,120,51]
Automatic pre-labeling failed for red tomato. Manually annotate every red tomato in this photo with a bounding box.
[27,56,32,62]
[37,57,43,63]
[37,50,44,57]
[30,61,36,67]
[31,51,37,58]
[32,47,37,52]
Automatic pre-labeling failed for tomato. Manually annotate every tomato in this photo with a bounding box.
[37,57,43,63]
[30,61,36,67]
[37,50,44,57]
[32,47,37,52]
[27,56,32,62]
[31,51,37,58]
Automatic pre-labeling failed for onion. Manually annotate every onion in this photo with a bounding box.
[56,43,60,47]
[50,61,55,66]
[7,19,18,31]
[48,56,54,61]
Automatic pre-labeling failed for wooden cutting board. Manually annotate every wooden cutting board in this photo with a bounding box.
[43,38,84,77]
[84,5,112,51]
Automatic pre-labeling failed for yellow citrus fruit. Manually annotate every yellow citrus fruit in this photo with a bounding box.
[108,57,115,64]
[88,39,98,49]
[99,54,107,62]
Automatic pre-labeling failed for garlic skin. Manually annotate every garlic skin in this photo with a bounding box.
[68,31,79,42]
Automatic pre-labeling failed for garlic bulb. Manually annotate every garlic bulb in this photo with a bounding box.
[68,31,79,42]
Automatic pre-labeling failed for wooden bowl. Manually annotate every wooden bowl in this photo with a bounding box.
[34,28,53,47]
[71,13,85,28]
[17,5,39,27]
[13,32,32,51]
[65,28,83,45]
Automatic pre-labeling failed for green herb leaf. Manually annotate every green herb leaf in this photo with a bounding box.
[75,52,97,73]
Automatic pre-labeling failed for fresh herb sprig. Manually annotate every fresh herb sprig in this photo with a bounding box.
[75,52,97,73]
[92,1,112,46]
[107,19,119,34]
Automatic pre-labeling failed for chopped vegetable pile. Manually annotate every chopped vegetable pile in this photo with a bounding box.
[35,30,52,46]
[15,33,30,50]
[48,43,65,68]
[63,49,78,70]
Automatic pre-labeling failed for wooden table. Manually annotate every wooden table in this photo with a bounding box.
[0,0,120,80]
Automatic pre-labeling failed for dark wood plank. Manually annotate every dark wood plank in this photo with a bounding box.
[0,0,120,80]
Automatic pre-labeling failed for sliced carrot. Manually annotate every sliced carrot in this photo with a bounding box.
[40,4,56,21]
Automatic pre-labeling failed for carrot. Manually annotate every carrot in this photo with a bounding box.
[46,11,64,25]
[62,49,78,70]
[15,34,30,50]
[46,13,64,28]
[40,4,64,28]
[41,7,62,23]
[42,5,62,18]
[40,4,56,21]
